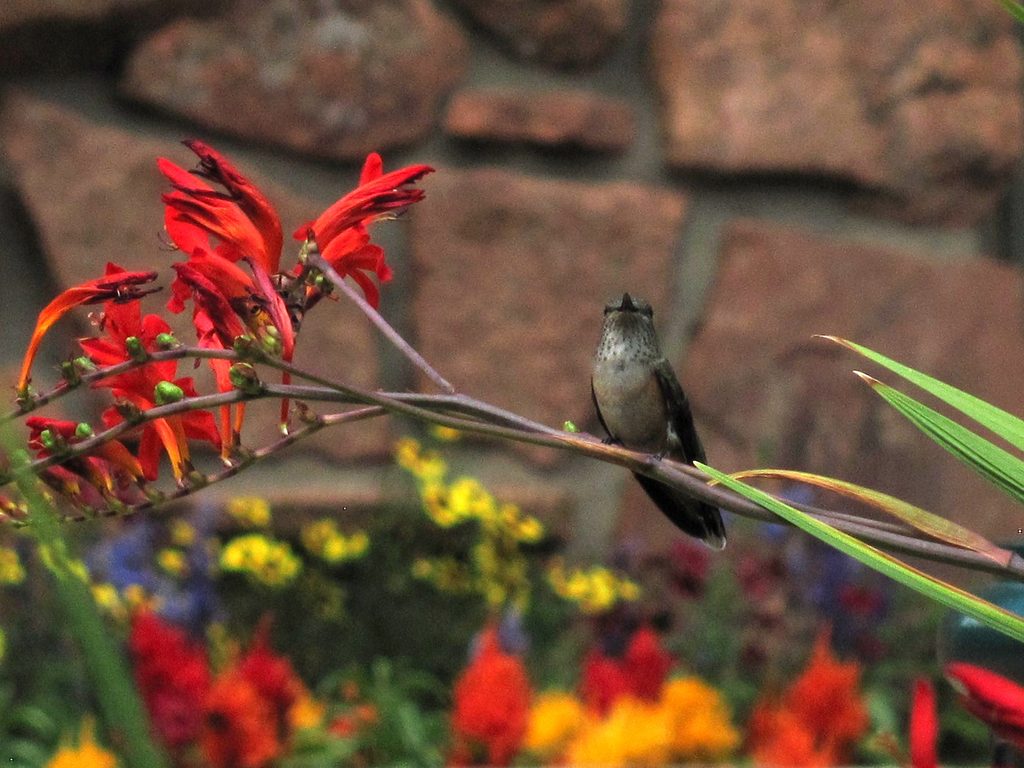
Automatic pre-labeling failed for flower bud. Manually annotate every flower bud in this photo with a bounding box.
[154,381,185,405]
[155,333,179,350]
[124,336,147,362]
[74,422,94,440]
[229,363,262,395]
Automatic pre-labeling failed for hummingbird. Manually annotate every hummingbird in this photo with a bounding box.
[591,293,726,549]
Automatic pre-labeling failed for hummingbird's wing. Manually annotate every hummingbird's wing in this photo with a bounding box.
[651,359,706,464]
[645,358,727,549]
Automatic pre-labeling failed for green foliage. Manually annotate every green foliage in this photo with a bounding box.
[700,462,1024,643]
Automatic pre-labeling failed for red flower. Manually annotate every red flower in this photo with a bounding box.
[623,625,673,701]
[25,416,144,508]
[80,299,220,480]
[450,625,531,766]
[17,263,158,394]
[129,611,211,749]
[160,139,282,274]
[747,629,868,766]
[294,152,432,309]
[236,620,302,742]
[946,662,1024,750]
[201,669,281,768]
[580,626,673,713]
[910,679,939,768]
[580,649,631,715]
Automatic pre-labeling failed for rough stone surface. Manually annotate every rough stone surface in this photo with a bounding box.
[120,0,468,160]
[1,94,389,461]
[444,87,635,153]
[667,220,1024,547]
[0,0,229,73]
[450,0,627,69]
[650,0,1024,225]
[410,166,688,464]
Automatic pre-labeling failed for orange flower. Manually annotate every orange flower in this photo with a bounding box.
[201,670,281,768]
[450,625,532,766]
[17,263,158,394]
[946,662,1024,750]
[747,629,869,766]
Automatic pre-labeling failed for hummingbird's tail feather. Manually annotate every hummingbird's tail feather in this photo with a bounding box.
[633,472,726,550]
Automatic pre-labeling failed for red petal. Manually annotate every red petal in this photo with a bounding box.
[910,679,938,768]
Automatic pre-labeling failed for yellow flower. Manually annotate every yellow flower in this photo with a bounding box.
[301,519,370,564]
[219,533,302,588]
[91,583,125,620]
[0,546,25,585]
[429,425,462,442]
[156,548,188,578]
[661,677,740,761]
[47,719,117,768]
[524,691,586,759]
[170,519,196,547]
[226,496,271,528]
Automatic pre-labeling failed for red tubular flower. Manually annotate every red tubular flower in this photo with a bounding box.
[580,648,631,715]
[17,263,158,394]
[910,679,939,768]
[130,611,211,749]
[623,625,673,701]
[80,299,220,481]
[25,416,145,507]
[946,663,1024,749]
[160,140,282,274]
[451,625,531,766]
[293,152,433,309]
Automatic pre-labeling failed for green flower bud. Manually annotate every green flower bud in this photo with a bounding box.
[155,333,179,350]
[39,429,58,451]
[74,422,94,439]
[563,420,580,433]
[124,336,147,362]
[154,381,185,405]
[229,363,262,395]
[261,327,282,357]
[73,356,98,373]
[60,360,82,387]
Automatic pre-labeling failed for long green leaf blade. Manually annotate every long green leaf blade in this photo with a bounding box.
[858,372,1024,505]
[698,462,1024,644]
[1001,0,1024,23]
[821,336,1024,451]
[732,468,1013,567]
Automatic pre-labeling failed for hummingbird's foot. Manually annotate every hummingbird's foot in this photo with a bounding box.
[601,435,622,446]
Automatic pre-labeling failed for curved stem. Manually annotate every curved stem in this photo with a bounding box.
[305,249,456,394]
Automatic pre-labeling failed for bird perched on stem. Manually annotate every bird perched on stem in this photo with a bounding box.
[591,293,726,549]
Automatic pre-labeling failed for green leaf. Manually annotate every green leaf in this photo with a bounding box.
[732,468,1014,567]
[857,372,1024,505]
[697,462,1024,645]
[1001,0,1024,23]
[821,336,1024,451]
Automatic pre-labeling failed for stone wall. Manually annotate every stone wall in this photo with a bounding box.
[1,0,1023,558]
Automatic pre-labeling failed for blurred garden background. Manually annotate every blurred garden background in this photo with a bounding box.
[0,0,1023,765]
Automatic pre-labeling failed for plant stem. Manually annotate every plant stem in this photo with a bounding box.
[305,249,456,394]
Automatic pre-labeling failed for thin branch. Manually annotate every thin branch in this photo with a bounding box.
[7,351,1022,580]
[305,249,456,394]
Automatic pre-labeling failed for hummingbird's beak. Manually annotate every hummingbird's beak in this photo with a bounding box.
[620,293,636,311]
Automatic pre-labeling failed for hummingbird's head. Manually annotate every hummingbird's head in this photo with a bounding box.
[604,293,654,318]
